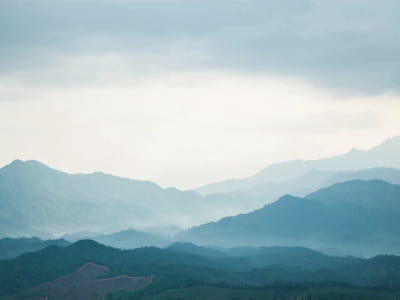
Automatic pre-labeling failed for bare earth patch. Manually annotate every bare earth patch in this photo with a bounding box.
[14,262,153,300]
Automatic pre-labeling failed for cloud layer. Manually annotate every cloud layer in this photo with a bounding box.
[1,0,399,94]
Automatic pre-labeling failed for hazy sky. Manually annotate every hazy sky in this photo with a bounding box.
[1,0,399,189]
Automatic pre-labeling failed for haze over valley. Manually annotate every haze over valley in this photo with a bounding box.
[0,136,399,242]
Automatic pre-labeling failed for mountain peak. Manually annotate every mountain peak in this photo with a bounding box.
[5,159,49,169]
[69,239,108,251]
[305,179,399,207]
[1,160,56,176]
[377,135,400,148]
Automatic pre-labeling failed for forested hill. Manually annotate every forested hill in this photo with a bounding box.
[1,240,400,299]
[0,237,70,260]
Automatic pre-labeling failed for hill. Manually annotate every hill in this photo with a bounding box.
[1,240,400,299]
[0,237,70,260]
[167,242,362,270]
[91,229,170,249]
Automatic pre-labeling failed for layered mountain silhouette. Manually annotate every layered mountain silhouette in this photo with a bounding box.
[204,167,400,212]
[1,136,400,244]
[2,239,400,299]
[0,160,220,238]
[196,136,400,195]
[179,180,400,256]
[89,229,170,249]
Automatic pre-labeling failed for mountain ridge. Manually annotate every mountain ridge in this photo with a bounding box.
[195,135,400,195]
[0,160,207,238]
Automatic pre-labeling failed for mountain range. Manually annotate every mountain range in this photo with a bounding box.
[1,135,400,254]
[0,159,212,238]
[2,136,400,298]
[179,180,400,256]
[2,239,400,299]
[81,229,170,249]
[204,167,400,212]
[1,159,287,238]
[196,136,400,195]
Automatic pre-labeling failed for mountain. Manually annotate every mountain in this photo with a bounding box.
[1,240,400,299]
[196,136,400,195]
[90,229,170,249]
[215,167,400,210]
[0,237,70,260]
[179,180,400,256]
[0,160,240,238]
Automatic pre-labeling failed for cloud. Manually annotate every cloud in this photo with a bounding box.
[0,0,399,94]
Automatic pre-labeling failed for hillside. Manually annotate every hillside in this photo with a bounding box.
[180,180,400,256]
[16,262,153,300]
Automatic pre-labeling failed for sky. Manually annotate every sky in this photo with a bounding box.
[0,0,399,189]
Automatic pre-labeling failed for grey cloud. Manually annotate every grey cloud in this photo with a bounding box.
[0,0,399,94]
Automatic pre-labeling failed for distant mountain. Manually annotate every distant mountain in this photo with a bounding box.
[0,160,239,238]
[0,237,70,260]
[2,136,400,239]
[216,167,400,210]
[196,136,400,195]
[91,229,170,249]
[179,180,400,256]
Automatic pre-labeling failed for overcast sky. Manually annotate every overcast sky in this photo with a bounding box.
[1,0,399,189]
